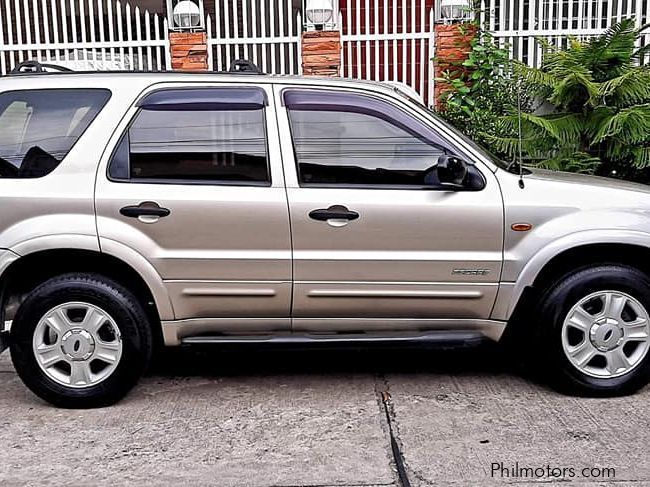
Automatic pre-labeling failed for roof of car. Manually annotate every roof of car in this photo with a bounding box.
[0,70,419,101]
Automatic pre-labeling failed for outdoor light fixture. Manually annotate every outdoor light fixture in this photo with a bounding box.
[167,0,205,31]
[436,0,472,23]
[303,0,336,31]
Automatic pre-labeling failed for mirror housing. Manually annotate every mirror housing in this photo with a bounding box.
[436,155,468,187]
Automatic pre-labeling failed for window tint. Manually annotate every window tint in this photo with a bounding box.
[0,89,110,178]
[110,88,270,185]
[284,90,453,187]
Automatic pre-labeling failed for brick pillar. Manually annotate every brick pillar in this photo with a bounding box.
[170,32,208,71]
[433,23,478,109]
[302,31,341,77]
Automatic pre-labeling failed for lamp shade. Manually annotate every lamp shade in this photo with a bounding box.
[172,0,202,29]
[305,0,334,25]
[440,0,471,20]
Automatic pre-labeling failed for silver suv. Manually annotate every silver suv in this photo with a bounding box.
[1,70,649,408]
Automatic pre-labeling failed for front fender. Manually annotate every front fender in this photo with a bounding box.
[493,229,650,320]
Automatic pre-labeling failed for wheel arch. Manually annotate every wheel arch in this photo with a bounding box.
[504,239,650,324]
[0,248,173,344]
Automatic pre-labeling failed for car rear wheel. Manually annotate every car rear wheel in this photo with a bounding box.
[536,264,650,396]
[10,273,152,408]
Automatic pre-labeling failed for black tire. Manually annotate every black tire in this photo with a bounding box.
[10,273,152,408]
[535,264,650,397]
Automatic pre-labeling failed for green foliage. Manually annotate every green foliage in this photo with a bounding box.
[435,30,529,160]
[436,18,650,181]
[492,19,650,178]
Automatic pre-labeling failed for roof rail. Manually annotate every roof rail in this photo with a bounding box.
[228,59,264,74]
[7,58,267,76]
[10,60,72,74]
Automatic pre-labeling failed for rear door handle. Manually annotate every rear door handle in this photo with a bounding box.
[120,202,171,219]
[309,205,359,222]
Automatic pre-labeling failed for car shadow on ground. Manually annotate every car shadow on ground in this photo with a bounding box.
[149,341,544,387]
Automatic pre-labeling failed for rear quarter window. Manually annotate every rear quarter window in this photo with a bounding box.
[0,89,111,179]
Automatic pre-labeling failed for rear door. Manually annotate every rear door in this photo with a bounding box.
[95,84,291,330]
[275,85,504,333]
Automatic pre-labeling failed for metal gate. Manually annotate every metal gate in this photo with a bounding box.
[1,0,647,102]
[339,0,436,106]
[206,0,303,74]
[0,0,170,75]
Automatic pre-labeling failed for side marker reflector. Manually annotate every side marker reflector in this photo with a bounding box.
[511,223,533,232]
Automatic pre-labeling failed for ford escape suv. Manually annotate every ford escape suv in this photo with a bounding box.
[1,70,649,408]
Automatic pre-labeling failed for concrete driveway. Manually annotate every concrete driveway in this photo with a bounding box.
[0,344,648,486]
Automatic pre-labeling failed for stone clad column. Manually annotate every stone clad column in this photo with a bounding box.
[433,23,478,108]
[301,30,342,77]
[169,32,209,71]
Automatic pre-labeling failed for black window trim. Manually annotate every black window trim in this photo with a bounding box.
[107,87,272,187]
[0,87,112,180]
[136,86,268,111]
[282,88,486,192]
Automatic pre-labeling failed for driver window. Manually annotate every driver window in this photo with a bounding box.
[284,90,453,187]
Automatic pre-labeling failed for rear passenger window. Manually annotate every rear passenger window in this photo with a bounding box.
[109,88,270,185]
[0,89,110,178]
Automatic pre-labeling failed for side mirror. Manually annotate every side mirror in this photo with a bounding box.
[436,155,468,187]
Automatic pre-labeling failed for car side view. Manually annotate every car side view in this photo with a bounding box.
[0,66,649,408]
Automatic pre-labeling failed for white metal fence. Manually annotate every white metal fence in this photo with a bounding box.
[480,0,650,67]
[0,0,170,75]
[339,0,436,106]
[206,0,437,106]
[0,0,648,101]
[207,0,303,74]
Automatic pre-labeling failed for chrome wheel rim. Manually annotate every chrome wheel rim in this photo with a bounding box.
[32,302,122,388]
[562,290,650,379]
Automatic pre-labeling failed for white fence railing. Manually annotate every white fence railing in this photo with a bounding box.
[207,0,302,74]
[480,0,650,67]
[0,0,170,75]
[0,1,647,103]
[339,0,436,106]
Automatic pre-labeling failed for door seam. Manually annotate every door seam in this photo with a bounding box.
[271,85,295,331]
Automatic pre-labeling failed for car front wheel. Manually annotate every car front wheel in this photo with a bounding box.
[537,264,650,396]
[10,273,152,408]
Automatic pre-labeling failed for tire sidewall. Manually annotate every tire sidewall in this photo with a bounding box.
[540,265,650,395]
[10,274,151,408]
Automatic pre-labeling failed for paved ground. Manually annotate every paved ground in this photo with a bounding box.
[0,344,649,487]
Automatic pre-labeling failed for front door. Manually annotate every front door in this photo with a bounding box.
[274,86,504,333]
[95,84,291,330]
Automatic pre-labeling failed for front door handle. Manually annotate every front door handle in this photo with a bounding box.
[120,201,171,219]
[309,205,359,222]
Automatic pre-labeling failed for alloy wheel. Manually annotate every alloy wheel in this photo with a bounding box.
[32,302,123,388]
[562,290,650,379]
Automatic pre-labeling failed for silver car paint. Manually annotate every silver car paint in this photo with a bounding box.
[94,82,292,329]
[273,85,503,328]
[493,168,650,320]
[0,73,649,346]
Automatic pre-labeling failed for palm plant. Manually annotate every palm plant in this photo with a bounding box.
[488,19,650,176]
